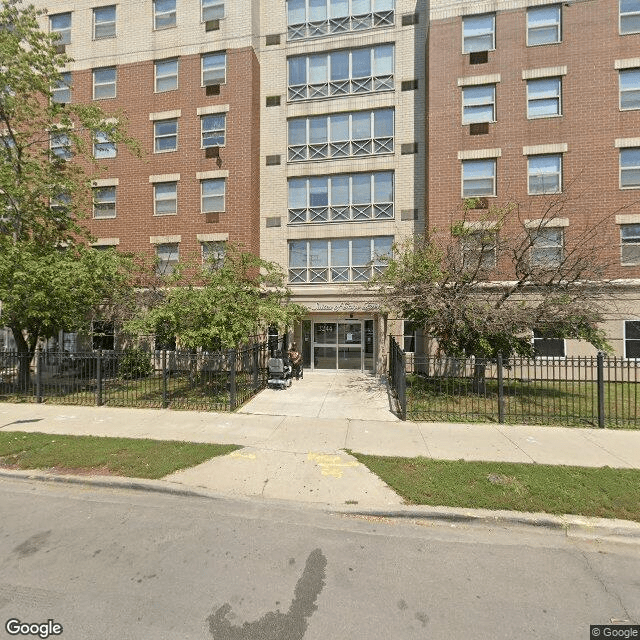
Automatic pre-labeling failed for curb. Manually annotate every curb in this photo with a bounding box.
[2,468,640,545]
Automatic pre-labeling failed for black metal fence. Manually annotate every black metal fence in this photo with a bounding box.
[0,342,274,412]
[388,337,640,428]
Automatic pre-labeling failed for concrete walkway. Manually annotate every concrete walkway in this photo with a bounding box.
[1,371,640,508]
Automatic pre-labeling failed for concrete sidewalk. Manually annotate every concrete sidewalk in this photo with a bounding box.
[1,371,640,509]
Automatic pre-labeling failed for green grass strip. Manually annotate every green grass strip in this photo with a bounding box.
[348,452,640,522]
[0,431,241,479]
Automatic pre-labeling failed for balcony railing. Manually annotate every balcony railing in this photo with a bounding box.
[287,10,394,41]
[288,202,393,224]
[288,136,393,162]
[288,74,393,102]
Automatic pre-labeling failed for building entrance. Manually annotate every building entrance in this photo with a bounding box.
[302,318,375,371]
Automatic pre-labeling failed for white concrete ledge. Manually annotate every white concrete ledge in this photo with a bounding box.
[196,233,229,242]
[196,104,230,116]
[149,174,180,183]
[457,73,501,87]
[92,178,119,187]
[523,143,568,155]
[524,218,569,228]
[150,235,181,244]
[458,148,501,160]
[522,66,567,80]
[196,170,229,180]
[149,109,181,121]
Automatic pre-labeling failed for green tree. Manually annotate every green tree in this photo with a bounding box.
[125,246,306,350]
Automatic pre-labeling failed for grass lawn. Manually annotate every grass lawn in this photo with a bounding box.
[348,452,640,522]
[0,431,241,479]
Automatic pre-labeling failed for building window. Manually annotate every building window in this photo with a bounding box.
[287,44,394,102]
[50,132,71,160]
[154,119,178,153]
[49,12,71,45]
[52,72,71,104]
[202,241,225,269]
[154,0,176,29]
[531,227,563,267]
[462,230,496,269]
[154,182,177,216]
[620,148,640,189]
[462,13,495,53]
[288,171,393,224]
[620,0,640,35]
[155,58,178,92]
[403,320,417,353]
[93,131,116,159]
[93,6,116,39]
[51,193,71,220]
[533,330,565,358]
[287,0,395,42]
[621,224,640,265]
[156,243,179,276]
[462,158,496,197]
[202,52,226,86]
[625,320,640,357]
[462,84,496,124]
[527,77,561,118]
[92,321,115,351]
[201,114,226,147]
[202,0,225,21]
[619,69,640,110]
[528,154,562,194]
[288,236,392,284]
[93,186,116,219]
[93,67,116,99]
[288,108,393,161]
[201,179,225,213]
[527,5,561,45]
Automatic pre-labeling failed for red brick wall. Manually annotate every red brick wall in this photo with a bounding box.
[70,46,260,262]
[428,2,640,279]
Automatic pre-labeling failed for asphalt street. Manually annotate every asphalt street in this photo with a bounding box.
[1,478,639,640]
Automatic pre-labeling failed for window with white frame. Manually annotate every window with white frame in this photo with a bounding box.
[620,148,640,189]
[93,186,116,218]
[202,241,225,269]
[287,0,395,41]
[93,131,116,159]
[156,243,179,276]
[403,320,417,353]
[93,67,116,99]
[202,52,226,86]
[621,223,640,265]
[288,236,392,283]
[462,14,495,53]
[528,154,562,194]
[527,77,561,118]
[154,182,177,216]
[202,0,225,21]
[527,5,561,45]
[50,12,71,45]
[52,73,71,104]
[531,227,563,267]
[462,158,496,197]
[154,119,178,153]
[51,193,71,219]
[50,132,71,160]
[288,44,394,101]
[462,84,495,124]
[620,0,640,35]
[155,59,178,92]
[288,108,393,161]
[93,6,116,39]
[533,329,565,357]
[154,0,176,29]
[620,69,640,110]
[461,230,496,269]
[201,179,225,213]
[288,171,393,224]
[626,320,640,357]
[201,114,226,147]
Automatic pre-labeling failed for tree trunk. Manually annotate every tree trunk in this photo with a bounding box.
[11,327,34,392]
[471,358,487,394]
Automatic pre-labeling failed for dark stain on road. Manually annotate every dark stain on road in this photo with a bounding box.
[12,531,51,558]
[207,548,327,640]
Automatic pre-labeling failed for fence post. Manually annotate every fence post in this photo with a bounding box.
[497,352,505,424]
[162,349,168,408]
[252,343,259,390]
[399,348,407,420]
[96,349,103,406]
[229,348,237,410]
[36,348,43,403]
[597,351,605,428]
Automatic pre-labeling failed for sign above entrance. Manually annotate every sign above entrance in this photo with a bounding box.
[305,301,380,312]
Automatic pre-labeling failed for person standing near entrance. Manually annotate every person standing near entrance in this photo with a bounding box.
[288,342,302,379]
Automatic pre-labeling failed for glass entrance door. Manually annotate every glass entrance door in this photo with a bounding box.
[337,322,362,370]
[312,321,364,370]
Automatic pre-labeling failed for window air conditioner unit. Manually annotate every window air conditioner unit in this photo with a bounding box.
[205,212,219,224]
[469,50,488,64]
[473,197,489,209]
[205,19,220,31]
[205,146,220,159]
[470,122,489,135]
[205,83,221,96]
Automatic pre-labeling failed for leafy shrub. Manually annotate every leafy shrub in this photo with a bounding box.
[118,348,153,380]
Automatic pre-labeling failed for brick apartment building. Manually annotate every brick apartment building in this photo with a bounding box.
[4,0,639,366]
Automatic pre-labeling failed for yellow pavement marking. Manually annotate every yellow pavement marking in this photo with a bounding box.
[229,451,257,460]
[307,452,359,478]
